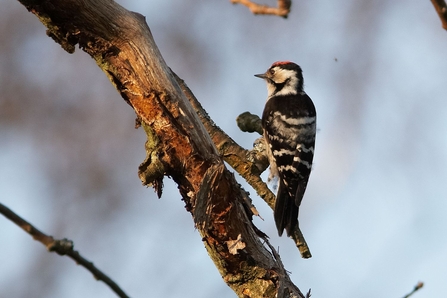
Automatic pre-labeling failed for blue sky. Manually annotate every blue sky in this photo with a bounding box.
[1,0,447,297]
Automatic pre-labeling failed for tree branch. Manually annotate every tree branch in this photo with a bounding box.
[231,0,292,18]
[16,0,305,296]
[431,0,447,30]
[0,203,129,298]
[402,281,424,298]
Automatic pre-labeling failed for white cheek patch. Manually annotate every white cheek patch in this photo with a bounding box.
[274,71,288,84]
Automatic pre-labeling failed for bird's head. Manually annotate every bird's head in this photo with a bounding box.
[255,61,304,98]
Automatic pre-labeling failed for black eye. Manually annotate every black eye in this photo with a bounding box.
[269,69,275,75]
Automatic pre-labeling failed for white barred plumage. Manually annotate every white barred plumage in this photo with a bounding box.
[255,61,316,237]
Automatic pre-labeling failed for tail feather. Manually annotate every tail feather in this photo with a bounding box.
[294,179,309,207]
[274,180,299,236]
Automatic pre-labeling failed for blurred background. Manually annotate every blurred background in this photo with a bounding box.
[1,0,447,297]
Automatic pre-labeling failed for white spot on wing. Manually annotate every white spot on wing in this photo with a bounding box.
[273,148,295,156]
[291,156,312,169]
[278,165,299,173]
[296,144,314,153]
[273,112,316,126]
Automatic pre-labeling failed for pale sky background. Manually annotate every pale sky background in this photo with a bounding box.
[1,0,447,297]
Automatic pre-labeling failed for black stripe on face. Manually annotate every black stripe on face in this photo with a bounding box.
[273,78,290,94]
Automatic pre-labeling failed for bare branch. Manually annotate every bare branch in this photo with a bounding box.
[231,0,291,18]
[431,0,447,30]
[0,203,129,298]
[402,281,424,298]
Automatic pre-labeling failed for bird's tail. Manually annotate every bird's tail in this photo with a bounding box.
[274,180,299,237]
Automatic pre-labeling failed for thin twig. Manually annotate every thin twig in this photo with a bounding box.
[431,0,447,30]
[0,203,130,298]
[402,281,424,298]
[231,0,291,18]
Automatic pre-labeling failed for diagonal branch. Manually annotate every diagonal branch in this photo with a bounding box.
[231,0,292,18]
[0,203,129,298]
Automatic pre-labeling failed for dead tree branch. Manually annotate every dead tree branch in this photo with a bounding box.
[15,0,305,296]
[0,203,129,298]
[231,0,292,18]
[431,0,447,30]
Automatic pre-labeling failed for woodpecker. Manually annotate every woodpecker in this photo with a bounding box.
[255,61,316,237]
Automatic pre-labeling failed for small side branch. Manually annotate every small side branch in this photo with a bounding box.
[231,0,291,18]
[431,0,447,30]
[402,281,424,298]
[0,203,129,298]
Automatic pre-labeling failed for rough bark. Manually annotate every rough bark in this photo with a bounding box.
[17,0,305,297]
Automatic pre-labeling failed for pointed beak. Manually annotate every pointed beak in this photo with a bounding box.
[254,73,267,79]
